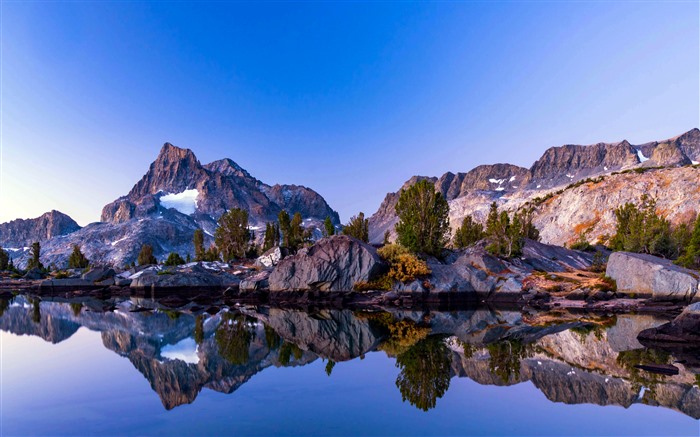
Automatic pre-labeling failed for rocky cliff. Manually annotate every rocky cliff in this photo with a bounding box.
[369,128,700,244]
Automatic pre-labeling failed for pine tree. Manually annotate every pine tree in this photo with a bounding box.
[453,216,484,249]
[394,180,450,256]
[164,252,185,266]
[67,245,89,269]
[278,210,291,248]
[677,216,700,269]
[263,222,277,251]
[215,208,252,262]
[323,216,335,238]
[137,244,158,266]
[27,242,44,270]
[193,229,206,261]
[287,212,309,252]
[342,212,369,242]
[610,195,675,258]
[0,247,9,271]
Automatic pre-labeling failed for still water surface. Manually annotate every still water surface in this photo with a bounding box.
[1,296,699,436]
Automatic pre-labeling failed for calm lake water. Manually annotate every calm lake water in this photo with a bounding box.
[1,295,699,436]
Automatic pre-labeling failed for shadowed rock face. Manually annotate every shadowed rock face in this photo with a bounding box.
[368,129,700,245]
[0,210,80,248]
[268,235,387,292]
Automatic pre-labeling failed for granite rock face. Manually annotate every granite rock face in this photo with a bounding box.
[606,252,699,300]
[268,235,387,292]
[0,210,80,248]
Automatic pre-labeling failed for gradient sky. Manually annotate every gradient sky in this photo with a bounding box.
[1,1,698,226]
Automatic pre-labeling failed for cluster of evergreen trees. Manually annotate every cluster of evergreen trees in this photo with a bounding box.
[609,194,700,269]
[391,180,539,259]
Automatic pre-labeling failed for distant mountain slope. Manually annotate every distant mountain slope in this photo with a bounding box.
[0,210,80,248]
[369,128,700,244]
[7,142,340,268]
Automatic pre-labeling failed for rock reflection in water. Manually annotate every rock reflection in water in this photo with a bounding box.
[1,294,700,419]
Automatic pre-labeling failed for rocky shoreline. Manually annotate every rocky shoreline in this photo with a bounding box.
[3,235,698,320]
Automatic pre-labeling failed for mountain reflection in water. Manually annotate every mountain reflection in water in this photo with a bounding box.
[2,295,700,435]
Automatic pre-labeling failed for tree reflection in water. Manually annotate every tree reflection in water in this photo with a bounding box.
[394,335,451,412]
[216,313,254,365]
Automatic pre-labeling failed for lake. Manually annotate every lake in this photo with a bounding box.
[1,295,699,436]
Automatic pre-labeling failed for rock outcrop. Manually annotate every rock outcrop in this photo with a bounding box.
[0,210,80,248]
[606,252,700,301]
[268,235,387,292]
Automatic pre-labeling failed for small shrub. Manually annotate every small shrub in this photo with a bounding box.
[377,243,410,263]
[353,276,392,292]
[387,253,431,283]
[54,271,70,279]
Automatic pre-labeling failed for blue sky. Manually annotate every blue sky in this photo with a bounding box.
[1,1,698,226]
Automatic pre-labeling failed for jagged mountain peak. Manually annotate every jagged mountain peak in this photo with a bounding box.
[204,158,253,180]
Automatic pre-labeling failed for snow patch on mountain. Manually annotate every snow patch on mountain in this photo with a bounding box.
[636,148,649,163]
[160,189,199,215]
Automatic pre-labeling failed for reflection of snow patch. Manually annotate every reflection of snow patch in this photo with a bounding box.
[161,337,199,365]
[638,386,648,399]
[636,149,649,163]
[160,189,199,215]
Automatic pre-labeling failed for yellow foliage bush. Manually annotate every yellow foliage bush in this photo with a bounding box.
[387,253,431,283]
[377,243,410,263]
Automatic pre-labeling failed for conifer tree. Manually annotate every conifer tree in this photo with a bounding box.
[27,242,44,270]
[453,216,484,249]
[164,252,185,266]
[342,212,370,242]
[263,222,277,251]
[287,212,309,251]
[137,244,158,266]
[323,216,335,238]
[215,208,252,262]
[394,180,450,256]
[677,217,700,269]
[278,210,291,248]
[68,245,89,269]
[0,247,9,271]
[193,229,206,262]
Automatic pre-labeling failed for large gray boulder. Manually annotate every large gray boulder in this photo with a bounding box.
[130,264,225,289]
[81,267,116,283]
[606,252,700,301]
[268,235,387,292]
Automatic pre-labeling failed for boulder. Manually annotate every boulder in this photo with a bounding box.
[23,268,46,280]
[254,247,286,269]
[268,235,387,292]
[240,270,270,292]
[130,265,223,289]
[82,267,116,283]
[606,252,700,301]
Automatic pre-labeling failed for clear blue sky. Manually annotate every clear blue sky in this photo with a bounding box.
[1,1,698,226]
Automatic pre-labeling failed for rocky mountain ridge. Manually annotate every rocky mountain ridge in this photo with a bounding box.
[0,210,80,249]
[4,143,340,268]
[369,128,700,244]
